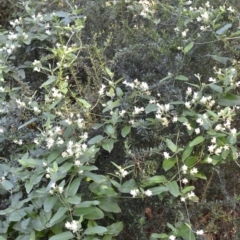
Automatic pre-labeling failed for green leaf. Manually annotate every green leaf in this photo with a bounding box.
[185,156,198,167]
[49,232,74,240]
[106,222,123,236]
[74,207,104,220]
[159,74,173,84]
[116,87,123,97]
[120,179,136,193]
[150,233,168,239]
[18,117,38,130]
[209,84,223,93]
[88,135,104,145]
[25,180,33,194]
[206,54,231,65]
[162,158,177,171]
[1,180,14,191]
[0,237,7,240]
[98,197,121,213]
[145,103,158,114]
[84,172,107,182]
[9,209,26,221]
[148,186,168,195]
[216,23,232,35]
[105,67,114,79]
[194,172,207,180]
[177,224,196,240]
[40,75,56,88]
[84,226,107,235]
[67,196,81,204]
[184,41,194,54]
[165,181,180,197]
[141,176,167,187]
[103,100,121,113]
[77,200,100,208]
[29,231,35,240]
[189,136,204,147]
[175,75,188,81]
[102,139,115,153]
[182,145,193,161]
[44,196,58,212]
[48,150,61,162]
[76,98,91,108]
[18,158,41,168]
[121,126,131,138]
[67,178,81,197]
[49,207,68,226]
[218,93,240,106]
[166,139,177,152]
[181,186,195,194]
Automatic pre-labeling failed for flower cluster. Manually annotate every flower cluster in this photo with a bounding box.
[130,188,153,197]
[49,182,64,195]
[65,220,81,233]
[123,79,150,93]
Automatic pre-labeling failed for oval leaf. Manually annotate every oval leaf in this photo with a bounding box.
[182,145,193,161]
[184,41,194,54]
[162,158,177,171]
[165,181,180,197]
[121,126,131,138]
[49,232,74,240]
[216,23,232,35]
[88,135,104,145]
[85,226,107,235]
[175,75,188,81]
[166,139,177,152]
[189,136,204,147]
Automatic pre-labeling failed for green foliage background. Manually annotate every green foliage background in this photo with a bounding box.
[0,0,240,239]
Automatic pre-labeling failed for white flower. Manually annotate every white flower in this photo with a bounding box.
[46,30,51,35]
[163,152,170,159]
[180,197,186,202]
[185,101,191,109]
[133,106,144,115]
[186,87,192,95]
[209,77,216,83]
[188,191,195,198]
[119,168,128,177]
[195,128,200,134]
[75,160,82,167]
[182,165,188,174]
[46,138,54,149]
[230,128,237,136]
[139,82,149,91]
[227,6,235,12]
[190,167,198,175]
[196,16,202,22]
[58,186,64,194]
[144,189,153,197]
[207,157,212,163]
[182,178,188,184]
[215,147,222,156]
[196,118,204,126]
[65,220,79,233]
[50,182,56,189]
[172,116,178,122]
[208,144,216,153]
[182,30,188,37]
[196,229,204,235]
[130,189,139,198]
[201,12,209,21]
[169,235,176,240]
